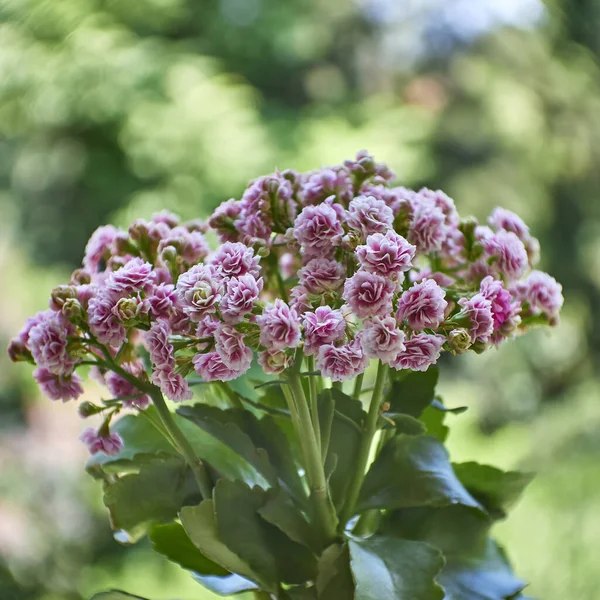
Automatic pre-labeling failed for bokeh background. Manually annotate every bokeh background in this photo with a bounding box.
[1,0,599,598]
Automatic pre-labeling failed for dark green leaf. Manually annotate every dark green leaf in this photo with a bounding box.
[386,368,439,418]
[215,479,318,585]
[349,536,445,600]
[419,405,449,443]
[89,593,151,600]
[382,413,427,435]
[431,399,467,414]
[320,389,366,509]
[357,435,482,513]
[149,521,228,575]
[180,500,268,591]
[103,454,200,541]
[316,543,355,600]
[281,587,318,599]
[192,573,259,596]
[453,462,534,519]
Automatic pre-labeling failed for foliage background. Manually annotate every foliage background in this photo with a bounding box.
[0,0,599,598]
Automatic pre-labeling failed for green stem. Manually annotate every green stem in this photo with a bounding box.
[286,351,337,544]
[306,356,321,457]
[352,373,364,399]
[332,381,343,391]
[339,361,387,529]
[218,381,244,409]
[148,387,213,499]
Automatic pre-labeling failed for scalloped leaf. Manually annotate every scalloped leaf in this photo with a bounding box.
[386,368,439,418]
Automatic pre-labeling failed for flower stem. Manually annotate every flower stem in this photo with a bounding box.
[352,372,364,399]
[306,356,321,457]
[148,387,213,500]
[339,361,387,529]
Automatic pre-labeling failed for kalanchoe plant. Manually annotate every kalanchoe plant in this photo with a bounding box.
[9,151,563,600]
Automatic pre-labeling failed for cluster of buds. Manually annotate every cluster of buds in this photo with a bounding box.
[8,152,563,455]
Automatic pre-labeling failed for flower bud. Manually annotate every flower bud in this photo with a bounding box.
[62,298,83,322]
[160,245,178,264]
[256,245,270,258]
[447,329,472,354]
[70,268,91,285]
[129,219,150,242]
[49,285,77,311]
[78,401,103,419]
[7,339,32,363]
[114,232,136,255]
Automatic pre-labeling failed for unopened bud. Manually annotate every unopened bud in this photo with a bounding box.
[49,285,77,311]
[256,245,270,258]
[128,219,150,242]
[70,268,91,285]
[62,298,83,321]
[447,329,472,354]
[7,339,32,363]
[78,401,103,419]
[114,232,135,255]
[160,245,178,264]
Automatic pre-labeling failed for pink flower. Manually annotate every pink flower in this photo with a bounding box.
[209,242,261,279]
[33,368,83,402]
[316,339,369,381]
[88,291,127,347]
[346,195,394,238]
[458,294,494,343]
[214,325,253,371]
[146,320,175,371]
[152,370,193,401]
[298,259,345,293]
[390,333,445,372]
[196,315,220,344]
[257,349,293,375]
[80,428,123,456]
[279,253,300,280]
[289,285,312,315]
[29,312,76,375]
[302,306,346,356]
[176,264,223,321]
[152,210,180,227]
[408,200,447,254]
[106,258,154,296]
[479,276,520,333]
[514,271,564,323]
[301,167,353,205]
[221,275,263,324]
[359,316,406,363]
[293,204,344,258]
[257,299,301,351]
[342,270,396,319]
[83,225,119,272]
[396,279,448,330]
[208,199,243,243]
[418,188,459,227]
[193,352,246,382]
[105,363,150,409]
[483,231,528,281]
[488,207,530,242]
[158,227,209,265]
[148,283,178,319]
[356,231,415,278]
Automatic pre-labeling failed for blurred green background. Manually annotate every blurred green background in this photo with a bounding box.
[1,0,599,598]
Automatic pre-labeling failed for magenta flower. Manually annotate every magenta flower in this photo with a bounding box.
[193,352,246,382]
[220,275,263,324]
[105,363,150,409]
[152,370,193,402]
[176,264,224,321]
[148,283,178,319]
[158,227,209,265]
[29,312,76,375]
[257,299,301,351]
[208,198,243,243]
[458,294,495,343]
[488,207,530,242]
[396,279,448,330]
[342,270,396,319]
[514,271,564,323]
[390,333,445,372]
[316,339,369,381]
[293,204,344,258]
[408,200,447,254]
[418,188,459,227]
[483,231,528,281]
[479,276,520,333]
[80,428,123,456]
[302,306,346,356]
[209,242,261,279]
[33,368,84,402]
[301,167,353,205]
[356,231,416,278]
[346,195,394,239]
[298,259,345,294]
[215,325,253,371]
[359,316,406,364]
[195,315,221,345]
[83,225,119,272]
[106,258,155,296]
[88,291,127,347]
[257,349,293,375]
[289,285,312,315]
[146,319,175,371]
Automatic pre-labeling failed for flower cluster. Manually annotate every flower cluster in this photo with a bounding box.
[9,152,563,454]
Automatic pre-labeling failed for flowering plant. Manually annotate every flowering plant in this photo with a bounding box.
[9,151,563,600]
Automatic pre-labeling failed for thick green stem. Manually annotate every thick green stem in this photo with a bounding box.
[148,387,213,499]
[352,373,364,399]
[339,361,387,529]
[306,356,321,457]
[286,351,337,544]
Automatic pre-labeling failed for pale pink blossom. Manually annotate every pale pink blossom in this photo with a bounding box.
[316,339,369,381]
[396,279,448,330]
[257,299,301,351]
[390,333,445,372]
[356,231,415,277]
[359,316,406,363]
[80,428,123,456]
[342,270,396,319]
[302,307,346,356]
[33,368,84,402]
[215,325,253,371]
[193,352,246,382]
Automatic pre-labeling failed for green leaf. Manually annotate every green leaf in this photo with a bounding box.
[386,368,439,418]
[357,435,482,513]
[453,462,534,519]
[320,389,366,509]
[349,536,445,600]
[214,479,318,585]
[430,399,467,414]
[177,404,305,501]
[89,593,152,600]
[316,543,355,600]
[149,521,228,575]
[383,413,427,435]
[180,500,268,591]
[103,454,200,541]
[386,505,526,600]
[419,405,449,442]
